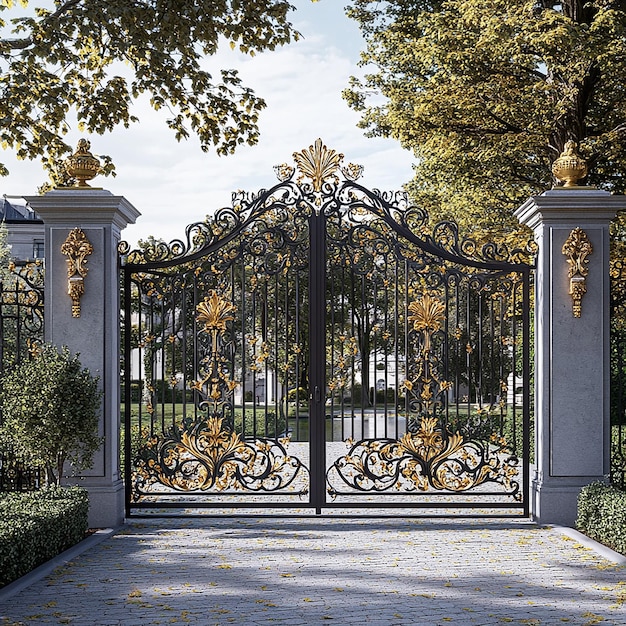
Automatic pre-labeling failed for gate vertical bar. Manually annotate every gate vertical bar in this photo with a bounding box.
[123,262,133,517]
[522,269,531,518]
[309,211,326,513]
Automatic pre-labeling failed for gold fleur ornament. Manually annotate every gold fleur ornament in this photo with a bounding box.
[60,228,94,317]
[196,290,236,333]
[193,291,238,407]
[408,293,446,352]
[408,293,446,333]
[293,138,344,192]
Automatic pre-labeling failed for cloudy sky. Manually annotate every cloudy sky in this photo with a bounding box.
[1,1,415,247]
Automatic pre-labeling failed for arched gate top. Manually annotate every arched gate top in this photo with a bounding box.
[119,138,535,273]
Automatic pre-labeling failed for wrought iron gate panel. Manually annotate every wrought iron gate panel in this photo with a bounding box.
[320,183,530,513]
[121,140,532,515]
[0,261,44,377]
[121,188,315,511]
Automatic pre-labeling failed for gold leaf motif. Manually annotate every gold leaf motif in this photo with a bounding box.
[293,138,344,192]
[196,290,236,332]
[407,293,446,334]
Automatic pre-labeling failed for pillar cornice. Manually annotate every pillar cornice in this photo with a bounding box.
[25,189,140,232]
[515,189,626,229]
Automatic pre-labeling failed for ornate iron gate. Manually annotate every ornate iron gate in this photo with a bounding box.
[121,140,532,516]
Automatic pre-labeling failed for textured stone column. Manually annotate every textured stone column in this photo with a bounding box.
[515,188,626,525]
[26,189,140,527]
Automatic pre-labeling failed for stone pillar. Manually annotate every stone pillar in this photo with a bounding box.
[26,189,140,528]
[515,188,626,525]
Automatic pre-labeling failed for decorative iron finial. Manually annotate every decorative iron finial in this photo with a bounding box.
[552,141,588,187]
[64,139,101,187]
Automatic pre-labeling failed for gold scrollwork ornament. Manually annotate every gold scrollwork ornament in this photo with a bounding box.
[562,227,592,318]
[60,228,94,317]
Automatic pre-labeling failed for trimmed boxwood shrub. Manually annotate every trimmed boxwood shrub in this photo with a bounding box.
[0,344,102,486]
[0,486,89,587]
[576,481,626,556]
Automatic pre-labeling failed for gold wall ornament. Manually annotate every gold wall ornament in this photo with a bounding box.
[552,140,588,187]
[562,227,593,318]
[64,139,101,187]
[60,228,94,317]
[293,138,344,192]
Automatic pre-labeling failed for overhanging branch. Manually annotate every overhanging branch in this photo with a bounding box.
[0,0,84,52]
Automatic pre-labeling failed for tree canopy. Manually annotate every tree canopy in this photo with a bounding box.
[0,0,300,180]
[345,0,626,234]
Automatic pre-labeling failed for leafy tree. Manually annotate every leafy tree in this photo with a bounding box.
[0,0,301,180]
[345,0,626,235]
[0,344,102,486]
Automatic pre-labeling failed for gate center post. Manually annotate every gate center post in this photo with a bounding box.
[308,210,327,513]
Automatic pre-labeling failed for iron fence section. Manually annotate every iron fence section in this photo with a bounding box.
[0,448,42,491]
[0,260,45,492]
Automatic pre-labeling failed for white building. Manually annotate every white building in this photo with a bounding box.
[1,197,44,262]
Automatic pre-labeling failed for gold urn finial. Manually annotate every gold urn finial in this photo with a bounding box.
[552,140,588,188]
[64,139,101,187]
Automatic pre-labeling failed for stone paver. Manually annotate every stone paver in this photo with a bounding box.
[0,517,625,625]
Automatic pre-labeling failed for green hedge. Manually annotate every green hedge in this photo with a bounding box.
[576,481,626,556]
[0,486,89,587]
